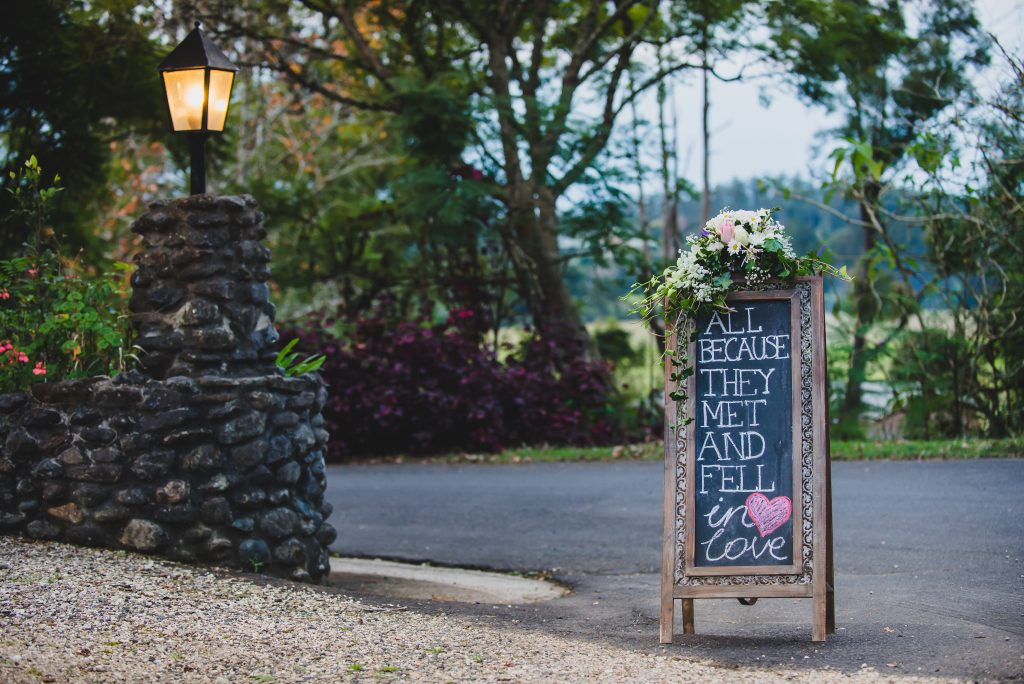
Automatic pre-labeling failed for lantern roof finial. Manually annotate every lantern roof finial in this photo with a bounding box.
[159,23,238,73]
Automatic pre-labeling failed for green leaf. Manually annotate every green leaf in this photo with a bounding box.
[276,338,299,368]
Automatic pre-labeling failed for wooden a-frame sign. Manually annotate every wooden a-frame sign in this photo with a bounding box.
[660,276,835,643]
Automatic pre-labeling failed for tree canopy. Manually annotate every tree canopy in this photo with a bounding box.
[0,1,165,253]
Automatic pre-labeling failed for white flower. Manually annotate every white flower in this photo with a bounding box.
[704,241,724,253]
[733,226,750,246]
[749,232,766,248]
[727,240,742,255]
[731,209,758,226]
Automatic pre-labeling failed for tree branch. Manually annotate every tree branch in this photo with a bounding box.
[296,0,394,86]
[269,55,396,112]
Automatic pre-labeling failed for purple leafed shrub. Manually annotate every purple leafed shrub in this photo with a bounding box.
[280,306,623,460]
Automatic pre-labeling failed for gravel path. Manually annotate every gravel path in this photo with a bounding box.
[1,538,943,683]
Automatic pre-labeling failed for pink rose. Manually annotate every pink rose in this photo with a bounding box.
[718,220,735,243]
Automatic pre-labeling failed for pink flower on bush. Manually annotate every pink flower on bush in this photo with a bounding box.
[0,288,9,299]
[0,341,30,366]
[32,362,46,376]
[26,268,38,277]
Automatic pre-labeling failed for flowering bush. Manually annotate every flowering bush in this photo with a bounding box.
[280,303,625,460]
[0,156,135,394]
[632,207,848,323]
[0,253,136,394]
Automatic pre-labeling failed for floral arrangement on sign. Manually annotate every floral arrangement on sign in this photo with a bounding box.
[631,207,848,326]
[629,207,849,408]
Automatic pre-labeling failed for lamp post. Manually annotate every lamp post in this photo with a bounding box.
[159,22,238,195]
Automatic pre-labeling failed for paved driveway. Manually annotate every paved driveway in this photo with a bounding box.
[325,459,1024,680]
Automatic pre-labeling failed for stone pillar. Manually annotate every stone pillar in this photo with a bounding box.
[0,195,336,583]
[130,194,279,378]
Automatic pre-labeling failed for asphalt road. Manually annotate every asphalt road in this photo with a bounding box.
[325,459,1024,680]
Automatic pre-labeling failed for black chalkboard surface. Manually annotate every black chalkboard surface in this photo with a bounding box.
[692,299,795,567]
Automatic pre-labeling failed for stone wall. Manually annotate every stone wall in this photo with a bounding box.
[0,195,336,582]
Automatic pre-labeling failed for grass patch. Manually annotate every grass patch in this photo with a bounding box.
[350,443,662,465]
[479,443,662,463]
[830,438,1024,460]
[348,438,1023,465]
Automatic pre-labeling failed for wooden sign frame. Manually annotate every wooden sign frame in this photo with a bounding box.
[660,276,835,643]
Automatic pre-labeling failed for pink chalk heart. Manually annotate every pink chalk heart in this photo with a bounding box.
[745,493,792,538]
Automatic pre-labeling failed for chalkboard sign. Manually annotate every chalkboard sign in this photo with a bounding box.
[690,296,799,571]
[659,278,835,644]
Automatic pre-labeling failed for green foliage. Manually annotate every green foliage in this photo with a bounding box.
[275,339,326,377]
[886,328,968,439]
[767,0,990,429]
[888,47,1024,438]
[5,155,62,247]
[593,323,639,367]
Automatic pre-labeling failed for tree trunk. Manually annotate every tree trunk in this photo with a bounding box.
[657,76,680,262]
[505,183,597,363]
[701,52,711,227]
[840,181,881,426]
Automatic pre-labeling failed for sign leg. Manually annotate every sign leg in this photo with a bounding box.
[826,580,836,633]
[660,597,675,644]
[813,592,827,642]
[826,463,836,634]
[659,317,678,646]
[824,322,837,635]
[682,598,695,634]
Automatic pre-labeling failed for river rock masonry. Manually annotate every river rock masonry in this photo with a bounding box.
[0,194,336,582]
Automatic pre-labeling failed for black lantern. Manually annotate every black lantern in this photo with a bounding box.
[159,22,239,195]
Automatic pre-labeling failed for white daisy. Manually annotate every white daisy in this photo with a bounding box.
[727,240,742,255]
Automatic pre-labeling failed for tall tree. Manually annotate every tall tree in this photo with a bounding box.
[201,0,695,360]
[765,0,989,432]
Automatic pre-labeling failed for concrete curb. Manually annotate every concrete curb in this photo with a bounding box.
[329,556,568,604]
